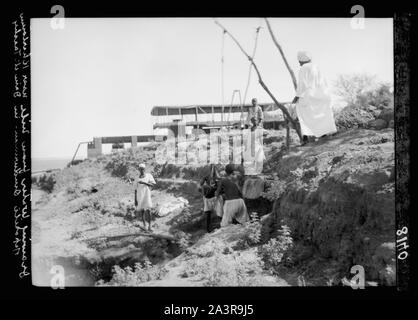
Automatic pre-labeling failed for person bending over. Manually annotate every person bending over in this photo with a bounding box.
[215,164,249,227]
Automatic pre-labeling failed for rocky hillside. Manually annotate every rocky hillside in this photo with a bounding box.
[263,128,395,285]
[32,126,395,287]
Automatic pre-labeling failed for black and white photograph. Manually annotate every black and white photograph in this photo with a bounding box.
[6,2,415,304]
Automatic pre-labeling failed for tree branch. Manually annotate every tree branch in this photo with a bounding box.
[214,19,302,142]
[264,18,298,91]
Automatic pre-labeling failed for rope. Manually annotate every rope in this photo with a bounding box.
[241,25,262,124]
[243,26,261,106]
[227,90,242,123]
[219,22,262,125]
[220,30,226,123]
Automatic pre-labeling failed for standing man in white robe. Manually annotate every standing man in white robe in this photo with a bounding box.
[134,163,156,231]
[292,51,337,144]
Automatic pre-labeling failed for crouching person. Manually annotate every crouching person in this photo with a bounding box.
[134,163,156,231]
[215,164,249,227]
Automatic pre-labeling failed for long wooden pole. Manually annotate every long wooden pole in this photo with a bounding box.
[265,18,298,91]
[214,19,302,142]
[265,18,298,149]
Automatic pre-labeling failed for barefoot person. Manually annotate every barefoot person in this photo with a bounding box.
[215,164,249,227]
[134,163,156,231]
[292,51,337,144]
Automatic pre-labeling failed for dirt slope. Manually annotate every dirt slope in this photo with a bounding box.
[264,128,395,285]
[32,127,395,286]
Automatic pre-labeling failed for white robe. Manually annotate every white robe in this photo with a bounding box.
[296,62,337,137]
[135,173,156,210]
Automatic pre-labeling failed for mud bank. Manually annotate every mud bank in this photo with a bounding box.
[267,129,395,285]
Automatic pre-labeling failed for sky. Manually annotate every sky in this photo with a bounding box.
[31,18,393,159]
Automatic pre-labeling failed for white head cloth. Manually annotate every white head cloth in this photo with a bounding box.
[139,163,146,169]
[297,51,312,62]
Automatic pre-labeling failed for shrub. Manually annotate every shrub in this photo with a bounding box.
[37,173,56,193]
[181,245,263,286]
[96,261,168,286]
[262,180,287,202]
[363,83,393,109]
[236,213,262,249]
[258,225,293,272]
[203,254,249,286]
[335,105,375,131]
[333,74,394,130]
[334,73,377,106]
[173,231,192,251]
[103,148,154,180]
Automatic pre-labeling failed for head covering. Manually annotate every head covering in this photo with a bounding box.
[139,163,146,169]
[225,164,235,175]
[297,51,312,63]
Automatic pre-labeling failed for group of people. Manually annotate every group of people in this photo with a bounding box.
[131,162,249,233]
[132,161,250,234]
[132,50,337,232]
[200,163,249,232]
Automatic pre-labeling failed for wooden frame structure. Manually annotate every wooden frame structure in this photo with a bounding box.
[151,102,291,131]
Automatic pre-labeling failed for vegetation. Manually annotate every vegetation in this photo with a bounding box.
[334,104,375,130]
[236,212,262,249]
[35,173,56,193]
[32,99,395,286]
[262,180,287,202]
[333,73,393,130]
[181,240,264,286]
[96,261,168,286]
[173,231,192,252]
[334,73,378,106]
[258,225,293,272]
[100,147,161,181]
